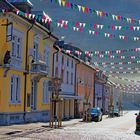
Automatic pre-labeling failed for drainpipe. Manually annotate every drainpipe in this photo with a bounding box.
[93,72,96,107]
[52,45,59,78]
[23,23,34,122]
[74,60,80,118]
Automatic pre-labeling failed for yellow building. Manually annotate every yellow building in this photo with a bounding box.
[0,0,57,125]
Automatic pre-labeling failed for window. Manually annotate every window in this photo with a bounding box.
[61,69,64,82]
[11,32,22,59]
[71,60,73,68]
[67,58,69,67]
[67,71,69,84]
[43,81,49,104]
[56,53,58,62]
[10,75,21,103]
[44,46,50,67]
[7,22,13,42]
[33,41,39,61]
[55,67,58,77]
[71,72,73,85]
[62,55,64,65]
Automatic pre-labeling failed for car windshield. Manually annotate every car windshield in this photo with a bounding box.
[91,109,98,113]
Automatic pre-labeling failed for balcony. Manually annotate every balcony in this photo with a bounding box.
[31,60,49,75]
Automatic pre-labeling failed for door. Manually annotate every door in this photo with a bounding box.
[31,80,37,110]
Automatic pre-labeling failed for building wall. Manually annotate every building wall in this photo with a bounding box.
[0,12,56,124]
[54,52,75,95]
[76,63,95,115]
[95,82,103,109]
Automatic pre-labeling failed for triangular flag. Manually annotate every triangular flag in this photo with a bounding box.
[29,14,32,19]
[100,25,103,29]
[79,23,82,27]
[96,11,100,16]
[92,31,95,35]
[57,23,60,27]
[89,30,92,34]
[83,23,86,28]
[77,5,81,11]
[60,24,63,28]
[73,27,76,31]
[58,0,62,6]
[112,15,115,20]
[99,11,103,17]
[62,0,66,7]
[118,26,122,30]
[65,21,68,25]
[137,27,140,31]
[82,6,85,13]
[32,14,35,19]
[115,26,118,30]
[119,35,122,39]
[97,25,100,29]
[133,26,136,31]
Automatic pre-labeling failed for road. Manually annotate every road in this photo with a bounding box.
[0,110,140,140]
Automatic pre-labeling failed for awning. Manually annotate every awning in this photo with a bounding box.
[59,95,84,100]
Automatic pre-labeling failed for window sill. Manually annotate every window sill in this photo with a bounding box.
[9,101,21,105]
[42,102,49,105]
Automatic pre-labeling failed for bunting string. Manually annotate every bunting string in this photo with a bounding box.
[1,9,140,42]
[53,21,140,41]
[56,19,140,32]
[48,0,140,25]
[92,60,140,66]
[96,68,140,83]
[64,49,140,60]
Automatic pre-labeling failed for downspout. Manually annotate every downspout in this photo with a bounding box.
[52,45,59,78]
[94,72,96,107]
[23,23,34,122]
[74,60,80,118]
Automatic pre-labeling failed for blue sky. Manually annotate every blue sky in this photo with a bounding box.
[30,0,140,83]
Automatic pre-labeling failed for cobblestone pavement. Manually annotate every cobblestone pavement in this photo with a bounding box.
[0,111,140,140]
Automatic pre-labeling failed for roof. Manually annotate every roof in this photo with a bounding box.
[1,0,58,40]
[53,45,96,72]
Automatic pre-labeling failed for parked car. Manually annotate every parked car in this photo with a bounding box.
[135,112,140,131]
[113,108,120,117]
[90,108,102,122]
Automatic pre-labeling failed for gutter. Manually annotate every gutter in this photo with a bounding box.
[23,23,34,122]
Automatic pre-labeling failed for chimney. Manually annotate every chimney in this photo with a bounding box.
[8,0,33,13]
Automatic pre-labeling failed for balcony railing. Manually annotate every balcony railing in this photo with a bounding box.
[31,60,49,75]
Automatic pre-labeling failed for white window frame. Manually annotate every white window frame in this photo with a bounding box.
[44,45,50,74]
[10,74,21,104]
[11,29,23,60]
[33,35,39,62]
[42,80,49,104]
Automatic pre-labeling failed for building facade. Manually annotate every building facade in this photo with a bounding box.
[53,48,79,119]
[95,71,108,114]
[0,0,57,125]
[75,61,96,117]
